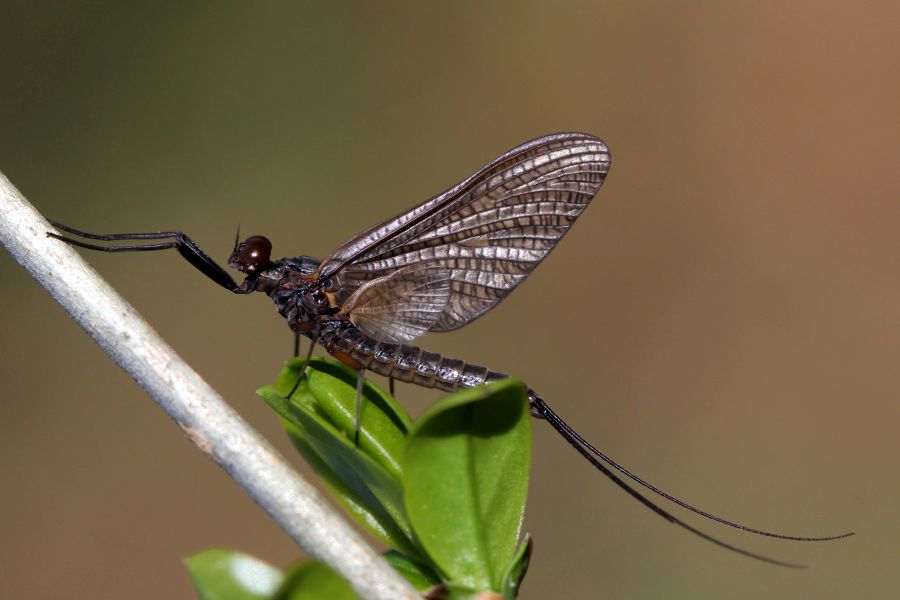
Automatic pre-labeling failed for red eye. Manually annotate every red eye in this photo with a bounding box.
[237,236,272,273]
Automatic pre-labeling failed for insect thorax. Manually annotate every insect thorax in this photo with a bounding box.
[255,255,334,333]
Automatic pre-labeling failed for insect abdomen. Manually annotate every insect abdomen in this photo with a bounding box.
[322,324,506,391]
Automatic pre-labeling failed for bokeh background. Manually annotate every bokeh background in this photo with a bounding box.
[1,2,898,599]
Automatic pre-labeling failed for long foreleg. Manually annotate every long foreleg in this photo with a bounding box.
[48,222,241,292]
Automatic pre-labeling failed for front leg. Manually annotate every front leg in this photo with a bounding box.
[48,222,242,292]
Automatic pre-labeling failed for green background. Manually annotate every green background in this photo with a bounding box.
[1,2,897,598]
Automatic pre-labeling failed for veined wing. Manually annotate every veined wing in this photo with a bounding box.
[319,132,610,332]
[341,263,451,343]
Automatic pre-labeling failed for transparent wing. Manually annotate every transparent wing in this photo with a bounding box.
[341,263,452,343]
[320,132,610,331]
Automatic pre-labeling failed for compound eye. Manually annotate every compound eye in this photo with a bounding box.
[238,236,272,273]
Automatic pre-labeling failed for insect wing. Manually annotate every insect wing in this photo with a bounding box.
[341,263,452,344]
[319,132,610,331]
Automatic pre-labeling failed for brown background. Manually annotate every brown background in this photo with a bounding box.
[1,2,898,599]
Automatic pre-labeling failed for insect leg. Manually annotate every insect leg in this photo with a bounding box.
[48,222,241,292]
[286,337,318,398]
[389,376,396,398]
[293,332,301,358]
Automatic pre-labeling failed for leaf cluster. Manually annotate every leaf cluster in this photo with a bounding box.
[187,358,533,600]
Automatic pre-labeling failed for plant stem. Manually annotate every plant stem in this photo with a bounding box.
[0,171,419,600]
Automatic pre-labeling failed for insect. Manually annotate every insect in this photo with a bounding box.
[49,132,850,566]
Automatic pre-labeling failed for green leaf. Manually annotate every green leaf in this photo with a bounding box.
[273,561,358,600]
[500,534,533,600]
[441,583,482,600]
[402,380,532,592]
[258,385,421,558]
[185,549,284,600]
[283,413,419,556]
[382,550,442,591]
[272,357,412,480]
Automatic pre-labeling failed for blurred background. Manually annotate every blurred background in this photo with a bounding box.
[1,2,898,598]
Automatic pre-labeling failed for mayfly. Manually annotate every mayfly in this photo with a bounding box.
[49,132,851,566]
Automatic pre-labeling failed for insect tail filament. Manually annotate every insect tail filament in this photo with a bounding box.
[527,391,853,567]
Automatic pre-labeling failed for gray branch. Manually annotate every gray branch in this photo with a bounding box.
[0,171,419,600]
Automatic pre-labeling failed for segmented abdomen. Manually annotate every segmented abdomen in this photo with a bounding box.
[321,324,506,392]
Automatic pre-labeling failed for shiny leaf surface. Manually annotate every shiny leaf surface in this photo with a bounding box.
[259,359,420,558]
[185,549,284,600]
[402,380,531,591]
[273,561,358,600]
